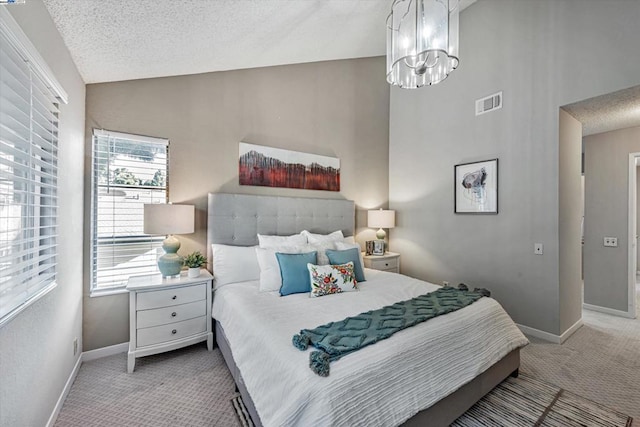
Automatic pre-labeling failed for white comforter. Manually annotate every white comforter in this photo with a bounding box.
[212,269,528,427]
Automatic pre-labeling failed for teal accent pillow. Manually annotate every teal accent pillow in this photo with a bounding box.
[326,248,366,282]
[276,251,318,296]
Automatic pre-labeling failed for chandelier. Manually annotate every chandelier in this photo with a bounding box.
[386,0,459,89]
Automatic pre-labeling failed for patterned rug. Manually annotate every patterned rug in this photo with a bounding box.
[231,373,633,427]
[231,395,254,427]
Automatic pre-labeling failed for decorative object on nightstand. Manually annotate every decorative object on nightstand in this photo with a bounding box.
[365,240,375,255]
[126,270,213,373]
[143,203,195,277]
[368,209,396,240]
[368,209,395,254]
[372,240,385,256]
[184,251,206,278]
[363,252,400,273]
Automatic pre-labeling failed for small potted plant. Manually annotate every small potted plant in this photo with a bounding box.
[184,251,206,278]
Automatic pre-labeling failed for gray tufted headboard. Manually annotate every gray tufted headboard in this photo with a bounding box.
[206,193,355,269]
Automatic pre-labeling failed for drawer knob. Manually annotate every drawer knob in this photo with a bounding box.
[171,312,177,317]
[172,295,177,300]
[171,329,177,335]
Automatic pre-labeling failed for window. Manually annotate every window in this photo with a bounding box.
[91,130,169,293]
[0,10,67,326]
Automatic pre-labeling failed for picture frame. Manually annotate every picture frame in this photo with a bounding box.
[454,158,498,214]
[239,142,340,191]
[365,240,375,256]
[372,240,385,256]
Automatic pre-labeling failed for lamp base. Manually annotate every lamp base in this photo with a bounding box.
[375,228,386,240]
[157,235,183,277]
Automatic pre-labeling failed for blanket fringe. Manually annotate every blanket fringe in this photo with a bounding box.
[473,287,491,297]
[292,334,310,351]
[310,351,330,377]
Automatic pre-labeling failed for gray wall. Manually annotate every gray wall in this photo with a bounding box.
[84,57,390,350]
[389,0,640,335]
[584,126,640,313]
[0,3,86,426]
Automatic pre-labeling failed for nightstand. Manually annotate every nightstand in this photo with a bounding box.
[363,252,400,273]
[126,270,213,373]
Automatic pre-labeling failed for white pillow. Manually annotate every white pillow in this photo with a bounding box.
[302,230,344,244]
[211,244,260,289]
[343,236,355,244]
[335,241,365,278]
[309,241,336,265]
[258,233,307,248]
[308,262,358,298]
[256,246,307,292]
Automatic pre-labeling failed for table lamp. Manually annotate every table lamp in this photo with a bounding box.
[368,209,396,240]
[144,203,194,277]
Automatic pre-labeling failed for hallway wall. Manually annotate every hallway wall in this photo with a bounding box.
[584,126,640,314]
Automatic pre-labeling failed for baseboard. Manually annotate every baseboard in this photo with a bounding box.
[558,318,583,343]
[46,354,82,427]
[46,342,130,426]
[517,324,562,343]
[583,303,635,319]
[517,318,582,344]
[82,342,129,362]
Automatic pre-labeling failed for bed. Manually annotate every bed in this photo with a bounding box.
[207,193,528,427]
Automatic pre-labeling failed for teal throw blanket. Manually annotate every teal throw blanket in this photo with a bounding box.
[293,284,490,376]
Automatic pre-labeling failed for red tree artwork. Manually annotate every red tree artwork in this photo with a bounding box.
[239,143,340,191]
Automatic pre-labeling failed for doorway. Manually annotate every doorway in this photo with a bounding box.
[562,86,640,321]
[627,153,640,317]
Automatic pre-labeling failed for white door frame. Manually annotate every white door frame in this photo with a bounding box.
[626,153,639,318]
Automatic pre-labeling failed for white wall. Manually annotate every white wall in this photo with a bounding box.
[389,0,640,336]
[0,3,85,426]
[636,166,640,272]
[558,109,583,332]
[584,126,640,313]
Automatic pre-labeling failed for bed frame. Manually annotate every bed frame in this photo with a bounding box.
[207,193,520,427]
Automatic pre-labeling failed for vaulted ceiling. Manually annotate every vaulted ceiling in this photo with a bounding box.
[43,0,475,84]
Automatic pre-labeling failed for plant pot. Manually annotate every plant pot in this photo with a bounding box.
[187,267,200,278]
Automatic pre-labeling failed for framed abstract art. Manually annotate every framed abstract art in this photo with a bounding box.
[454,159,498,214]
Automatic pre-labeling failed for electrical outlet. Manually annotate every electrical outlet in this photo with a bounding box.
[603,237,618,247]
[534,243,543,255]
[73,338,78,356]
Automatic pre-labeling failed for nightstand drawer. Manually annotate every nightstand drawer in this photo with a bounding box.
[137,300,206,329]
[368,257,398,271]
[137,316,207,347]
[137,283,205,310]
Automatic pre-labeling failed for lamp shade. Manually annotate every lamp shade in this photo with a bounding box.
[144,204,194,235]
[368,209,396,229]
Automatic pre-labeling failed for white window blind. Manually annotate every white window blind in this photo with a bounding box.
[91,130,168,292]
[0,20,62,325]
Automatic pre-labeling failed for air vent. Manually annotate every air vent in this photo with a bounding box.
[475,91,503,116]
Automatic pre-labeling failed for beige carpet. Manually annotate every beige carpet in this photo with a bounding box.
[55,303,639,426]
[521,306,640,422]
[54,344,239,427]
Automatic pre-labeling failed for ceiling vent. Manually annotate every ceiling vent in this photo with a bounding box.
[476,91,502,116]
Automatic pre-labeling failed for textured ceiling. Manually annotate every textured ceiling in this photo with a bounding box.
[563,86,640,136]
[43,0,475,84]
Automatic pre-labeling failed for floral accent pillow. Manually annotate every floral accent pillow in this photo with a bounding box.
[307,262,358,298]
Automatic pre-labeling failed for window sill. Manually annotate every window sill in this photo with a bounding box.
[89,287,129,298]
[0,281,57,329]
